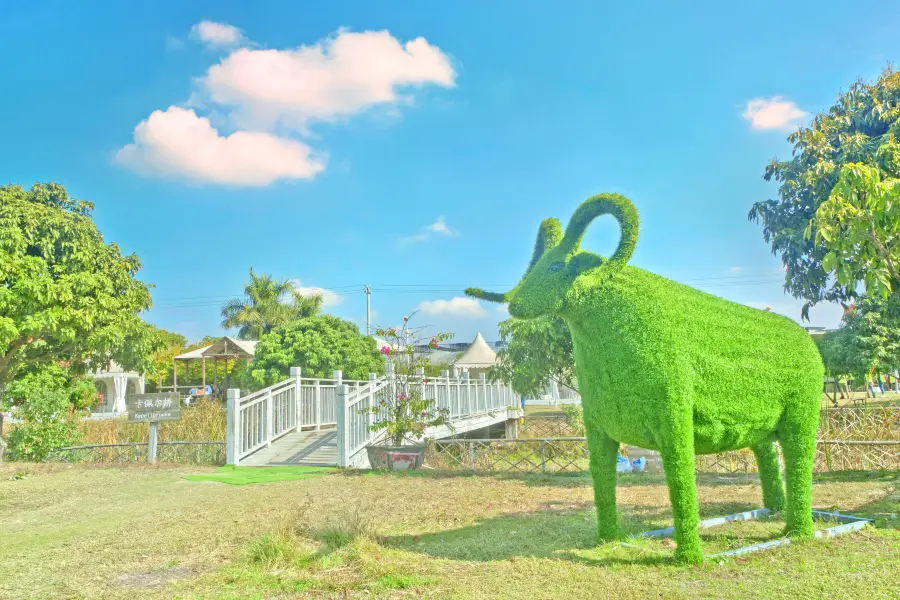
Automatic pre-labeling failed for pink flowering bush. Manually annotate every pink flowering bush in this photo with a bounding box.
[362,314,454,446]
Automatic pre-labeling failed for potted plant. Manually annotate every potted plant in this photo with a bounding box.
[362,315,453,471]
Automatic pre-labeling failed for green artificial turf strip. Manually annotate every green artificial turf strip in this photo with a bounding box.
[467,193,824,564]
[184,465,337,485]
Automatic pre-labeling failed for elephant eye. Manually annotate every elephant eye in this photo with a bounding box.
[548,261,565,273]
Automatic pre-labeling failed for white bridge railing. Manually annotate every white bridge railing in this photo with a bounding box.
[335,365,517,467]
[227,366,517,466]
[226,368,370,465]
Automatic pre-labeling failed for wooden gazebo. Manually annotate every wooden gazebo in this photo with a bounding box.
[172,337,259,395]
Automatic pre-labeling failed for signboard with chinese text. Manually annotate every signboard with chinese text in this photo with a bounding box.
[126,393,181,422]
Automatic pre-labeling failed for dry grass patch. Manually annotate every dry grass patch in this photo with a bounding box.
[0,464,896,599]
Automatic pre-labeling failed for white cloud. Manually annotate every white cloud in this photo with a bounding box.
[200,28,456,130]
[119,27,454,187]
[191,20,245,49]
[426,216,457,236]
[293,282,344,308]
[728,266,743,273]
[398,216,459,244]
[742,97,807,131]
[115,106,325,186]
[417,297,487,318]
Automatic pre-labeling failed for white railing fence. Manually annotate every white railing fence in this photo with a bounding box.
[226,367,370,465]
[335,364,517,467]
[226,366,517,466]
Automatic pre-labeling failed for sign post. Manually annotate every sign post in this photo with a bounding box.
[148,421,159,464]
[127,393,181,464]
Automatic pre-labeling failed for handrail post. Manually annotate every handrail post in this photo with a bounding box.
[335,383,349,467]
[479,373,487,412]
[226,388,240,465]
[291,367,302,432]
[464,371,471,416]
[441,370,450,416]
[314,378,321,430]
[333,370,343,429]
[265,389,274,448]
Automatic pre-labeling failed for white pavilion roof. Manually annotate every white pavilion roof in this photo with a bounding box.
[174,345,212,360]
[453,332,497,368]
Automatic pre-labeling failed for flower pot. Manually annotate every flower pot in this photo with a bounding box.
[366,444,426,471]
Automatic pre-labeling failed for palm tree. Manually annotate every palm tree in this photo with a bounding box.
[220,269,323,339]
[289,290,324,321]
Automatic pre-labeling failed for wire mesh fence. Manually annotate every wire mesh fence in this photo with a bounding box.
[44,441,225,466]
[428,438,900,475]
[518,416,583,438]
[819,406,899,440]
[428,438,590,473]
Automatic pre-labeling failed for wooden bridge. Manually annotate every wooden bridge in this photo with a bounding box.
[225,366,517,468]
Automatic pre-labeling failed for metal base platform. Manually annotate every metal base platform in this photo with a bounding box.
[636,508,872,559]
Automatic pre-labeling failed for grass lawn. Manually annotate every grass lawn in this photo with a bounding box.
[0,464,897,599]
[523,404,568,417]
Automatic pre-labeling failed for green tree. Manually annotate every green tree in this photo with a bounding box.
[748,68,900,315]
[3,366,95,460]
[816,296,900,383]
[249,315,384,387]
[220,269,323,339]
[489,316,576,397]
[145,328,188,390]
[809,157,900,298]
[0,183,161,441]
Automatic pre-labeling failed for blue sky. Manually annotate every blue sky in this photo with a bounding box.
[3,1,899,344]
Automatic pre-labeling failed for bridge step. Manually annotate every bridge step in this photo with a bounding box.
[241,429,338,467]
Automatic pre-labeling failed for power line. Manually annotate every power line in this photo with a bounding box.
[151,276,788,310]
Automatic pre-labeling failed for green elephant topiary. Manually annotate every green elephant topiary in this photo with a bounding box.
[467,194,823,563]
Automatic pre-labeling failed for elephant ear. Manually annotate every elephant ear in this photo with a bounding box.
[527,218,564,272]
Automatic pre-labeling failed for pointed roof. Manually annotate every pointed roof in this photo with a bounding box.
[174,337,259,361]
[453,332,497,368]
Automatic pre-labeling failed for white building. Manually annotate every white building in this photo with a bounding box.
[90,362,145,414]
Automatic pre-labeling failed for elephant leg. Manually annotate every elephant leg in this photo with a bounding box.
[584,425,620,541]
[778,395,818,538]
[658,410,703,564]
[751,437,785,512]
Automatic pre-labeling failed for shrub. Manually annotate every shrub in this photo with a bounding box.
[560,404,585,436]
[249,316,384,388]
[3,367,91,460]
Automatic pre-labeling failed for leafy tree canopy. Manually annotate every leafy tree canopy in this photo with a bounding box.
[749,68,900,315]
[249,315,384,387]
[144,328,191,389]
[489,316,576,397]
[221,269,323,339]
[816,295,900,381]
[810,156,900,298]
[0,183,161,396]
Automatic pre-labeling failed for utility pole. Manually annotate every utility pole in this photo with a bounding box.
[364,285,372,336]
